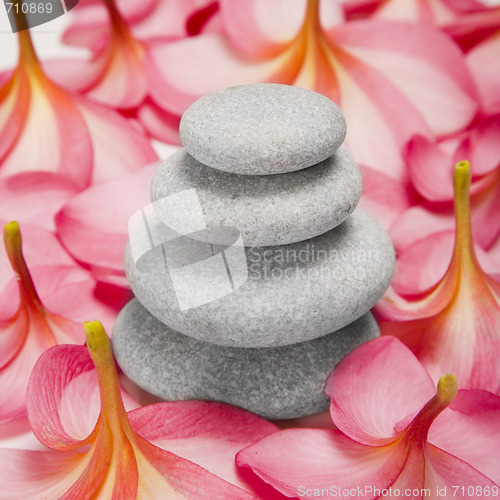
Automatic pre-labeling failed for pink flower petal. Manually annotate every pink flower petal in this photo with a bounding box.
[47,34,147,109]
[357,164,413,230]
[74,97,158,185]
[137,99,182,144]
[430,390,500,485]
[237,428,406,498]
[27,343,139,450]
[330,43,431,179]
[219,0,307,58]
[146,34,285,115]
[460,115,500,177]
[424,443,498,493]
[0,71,93,189]
[405,135,456,201]
[392,230,500,296]
[133,436,256,499]
[27,344,97,450]
[0,173,77,231]
[130,0,211,42]
[332,20,479,138]
[128,401,278,494]
[55,165,156,284]
[0,448,99,499]
[390,205,455,253]
[325,336,436,445]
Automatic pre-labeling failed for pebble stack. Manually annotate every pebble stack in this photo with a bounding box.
[113,84,395,420]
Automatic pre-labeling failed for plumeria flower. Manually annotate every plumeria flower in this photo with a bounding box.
[0,222,120,423]
[147,0,478,174]
[51,0,215,143]
[0,320,280,498]
[237,336,500,498]
[375,161,500,393]
[390,113,500,254]
[0,14,157,189]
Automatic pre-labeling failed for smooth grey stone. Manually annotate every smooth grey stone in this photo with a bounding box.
[179,84,346,175]
[112,299,380,419]
[150,148,362,246]
[125,208,395,348]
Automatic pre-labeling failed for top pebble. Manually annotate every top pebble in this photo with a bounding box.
[179,84,347,176]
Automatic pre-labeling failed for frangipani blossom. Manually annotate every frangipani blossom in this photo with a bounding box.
[237,336,500,498]
[52,0,214,142]
[392,114,500,254]
[0,14,157,189]
[376,161,500,393]
[147,0,478,174]
[0,222,118,423]
[0,321,279,498]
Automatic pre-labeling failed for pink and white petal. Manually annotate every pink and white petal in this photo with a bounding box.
[392,230,500,296]
[0,172,78,231]
[237,428,406,498]
[0,72,30,163]
[62,4,111,50]
[0,448,99,500]
[55,164,156,284]
[219,0,307,58]
[27,344,97,449]
[82,39,147,109]
[0,79,93,189]
[326,336,436,445]
[0,310,27,369]
[467,32,500,113]
[333,20,479,137]
[0,321,56,423]
[460,115,500,177]
[357,164,413,230]
[380,283,500,391]
[75,97,157,184]
[137,100,182,145]
[129,401,277,494]
[405,135,455,201]
[134,436,255,499]
[391,231,500,296]
[429,390,500,485]
[147,34,285,115]
[389,207,454,252]
[28,341,140,449]
[45,282,120,334]
[43,57,108,94]
[329,44,432,180]
[424,443,498,494]
[392,231,455,296]
[469,171,500,251]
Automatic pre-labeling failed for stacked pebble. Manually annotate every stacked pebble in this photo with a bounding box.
[113,84,395,419]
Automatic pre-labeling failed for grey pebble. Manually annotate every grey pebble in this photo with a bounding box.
[179,84,346,176]
[125,208,395,348]
[112,299,380,419]
[150,148,362,246]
